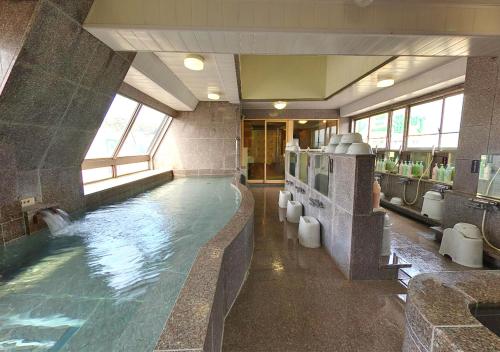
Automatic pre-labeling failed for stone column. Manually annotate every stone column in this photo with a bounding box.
[443,57,500,251]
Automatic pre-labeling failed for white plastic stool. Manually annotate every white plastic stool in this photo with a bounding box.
[286,200,302,223]
[279,190,292,208]
[298,216,320,248]
[440,223,483,268]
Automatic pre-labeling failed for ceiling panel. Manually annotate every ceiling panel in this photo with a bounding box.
[155,52,239,103]
[241,56,461,110]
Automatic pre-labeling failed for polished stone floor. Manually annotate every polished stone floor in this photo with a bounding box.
[223,186,472,352]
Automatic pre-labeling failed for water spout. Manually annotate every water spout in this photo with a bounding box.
[38,208,71,234]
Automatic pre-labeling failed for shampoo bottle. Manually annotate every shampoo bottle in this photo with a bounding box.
[438,164,445,182]
[373,179,381,209]
[432,163,438,180]
[444,165,452,183]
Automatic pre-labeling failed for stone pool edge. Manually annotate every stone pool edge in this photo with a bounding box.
[154,178,255,352]
[403,270,500,352]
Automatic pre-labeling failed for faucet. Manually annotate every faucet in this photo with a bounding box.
[295,186,306,194]
[309,198,325,209]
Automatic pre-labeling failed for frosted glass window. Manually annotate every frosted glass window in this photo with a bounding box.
[368,113,388,149]
[355,118,369,143]
[85,95,138,159]
[408,100,443,149]
[390,108,406,150]
[118,106,166,156]
[440,94,463,149]
[116,162,150,176]
[82,167,113,183]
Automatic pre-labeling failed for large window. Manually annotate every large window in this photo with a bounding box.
[82,94,172,184]
[368,113,389,149]
[440,94,463,149]
[390,108,405,150]
[352,91,463,152]
[407,99,443,149]
[85,95,139,159]
[353,113,389,149]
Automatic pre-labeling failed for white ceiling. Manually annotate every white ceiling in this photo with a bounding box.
[155,53,239,104]
[87,28,500,57]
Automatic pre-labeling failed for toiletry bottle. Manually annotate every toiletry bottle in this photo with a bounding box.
[432,163,438,180]
[419,162,424,177]
[407,161,413,177]
[444,165,452,183]
[438,164,445,182]
[373,179,381,209]
[398,161,404,175]
[479,159,486,179]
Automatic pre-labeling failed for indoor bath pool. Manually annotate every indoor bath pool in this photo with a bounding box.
[0,177,240,351]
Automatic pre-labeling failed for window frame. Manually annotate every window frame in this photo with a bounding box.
[81,94,173,184]
[351,86,464,152]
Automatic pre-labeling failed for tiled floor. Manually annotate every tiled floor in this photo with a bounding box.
[223,186,473,352]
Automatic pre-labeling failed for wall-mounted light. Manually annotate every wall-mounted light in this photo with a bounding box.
[273,101,287,110]
[377,77,395,88]
[207,92,220,100]
[184,54,205,71]
[298,120,308,124]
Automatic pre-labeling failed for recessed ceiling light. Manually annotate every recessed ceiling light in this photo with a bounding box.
[298,120,308,125]
[274,101,287,110]
[323,120,327,123]
[208,92,220,100]
[184,54,204,71]
[377,78,395,88]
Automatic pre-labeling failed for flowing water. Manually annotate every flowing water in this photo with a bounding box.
[0,177,240,351]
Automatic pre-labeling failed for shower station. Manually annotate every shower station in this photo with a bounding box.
[283,134,411,280]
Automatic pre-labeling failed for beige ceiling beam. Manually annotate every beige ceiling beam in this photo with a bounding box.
[85,0,500,37]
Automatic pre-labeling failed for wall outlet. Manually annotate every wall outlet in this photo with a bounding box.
[20,197,35,208]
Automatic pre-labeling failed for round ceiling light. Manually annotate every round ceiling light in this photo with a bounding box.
[298,120,308,125]
[377,78,395,88]
[208,92,220,100]
[274,101,287,110]
[184,54,205,71]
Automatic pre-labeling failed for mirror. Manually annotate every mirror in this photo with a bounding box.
[477,154,500,200]
[314,154,329,196]
[289,152,297,177]
[299,152,309,184]
[293,120,338,149]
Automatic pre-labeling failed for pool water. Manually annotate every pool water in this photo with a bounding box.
[0,177,240,351]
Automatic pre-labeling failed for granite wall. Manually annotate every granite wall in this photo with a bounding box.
[443,57,500,249]
[0,0,134,243]
[154,102,241,177]
[0,0,37,94]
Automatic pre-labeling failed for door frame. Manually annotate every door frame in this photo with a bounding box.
[242,119,288,184]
